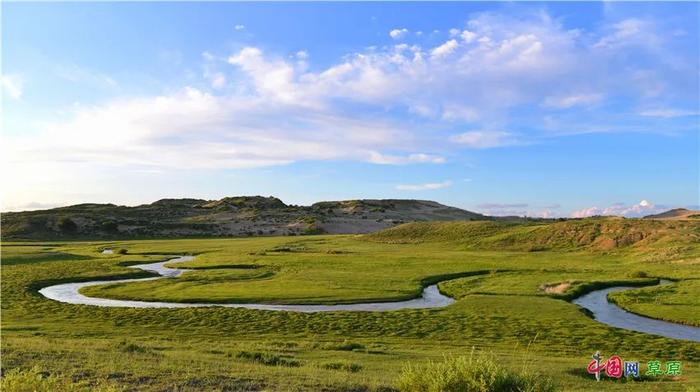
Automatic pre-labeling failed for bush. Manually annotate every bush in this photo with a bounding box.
[323,340,365,351]
[117,248,128,255]
[0,366,62,392]
[322,362,363,372]
[396,353,555,392]
[627,271,649,278]
[234,351,300,367]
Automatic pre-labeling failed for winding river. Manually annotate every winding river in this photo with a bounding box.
[38,253,700,341]
[573,282,699,342]
[38,255,455,312]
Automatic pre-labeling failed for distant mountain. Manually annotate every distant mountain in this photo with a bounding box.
[643,208,700,220]
[1,196,489,239]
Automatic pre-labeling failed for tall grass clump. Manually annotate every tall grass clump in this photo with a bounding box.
[0,366,123,392]
[396,352,555,392]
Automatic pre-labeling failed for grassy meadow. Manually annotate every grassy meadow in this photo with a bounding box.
[2,219,700,391]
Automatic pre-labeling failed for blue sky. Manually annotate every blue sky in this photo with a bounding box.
[2,2,698,217]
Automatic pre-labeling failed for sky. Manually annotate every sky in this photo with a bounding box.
[1,2,699,218]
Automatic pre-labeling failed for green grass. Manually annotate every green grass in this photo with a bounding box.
[396,352,556,392]
[609,279,700,326]
[2,221,700,391]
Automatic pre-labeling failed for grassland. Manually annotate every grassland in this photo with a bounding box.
[609,279,700,327]
[2,219,700,391]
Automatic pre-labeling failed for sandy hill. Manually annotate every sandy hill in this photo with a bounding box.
[1,196,489,240]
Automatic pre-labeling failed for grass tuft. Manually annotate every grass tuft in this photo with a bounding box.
[396,352,555,392]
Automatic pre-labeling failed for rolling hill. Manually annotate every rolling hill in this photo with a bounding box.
[0,196,488,239]
[365,218,700,252]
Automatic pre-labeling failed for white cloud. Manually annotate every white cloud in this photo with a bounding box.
[1,74,24,100]
[234,24,245,31]
[638,108,698,118]
[210,73,227,89]
[450,131,519,149]
[396,181,452,191]
[5,10,696,208]
[543,93,603,109]
[389,28,409,40]
[594,19,655,50]
[461,30,477,43]
[571,200,667,218]
[441,105,479,122]
[430,39,459,58]
[449,28,461,37]
[295,50,309,60]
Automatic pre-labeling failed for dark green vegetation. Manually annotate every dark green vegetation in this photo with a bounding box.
[2,218,700,391]
[1,196,488,239]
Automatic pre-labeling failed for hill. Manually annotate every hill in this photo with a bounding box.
[365,218,700,252]
[644,208,700,220]
[0,196,488,240]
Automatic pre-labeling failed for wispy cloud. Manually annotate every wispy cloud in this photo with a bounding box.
[450,131,519,149]
[1,74,24,100]
[542,93,603,109]
[638,108,698,118]
[396,181,452,191]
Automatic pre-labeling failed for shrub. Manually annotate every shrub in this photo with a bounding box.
[117,248,128,255]
[234,351,300,367]
[0,366,62,392]
[396,353,555,392]
[323,340,365,351]
[627,271,649,278]
[322,362,363,372]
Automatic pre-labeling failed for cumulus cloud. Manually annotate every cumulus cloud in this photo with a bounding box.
[430,39,459,58]
[4,9,696,208]
[1,74,24,100]
[571,200,667,218]
[389,28,409,39]
[461,30,477,43]
[396,181,452,191]
[450,131,519,149]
